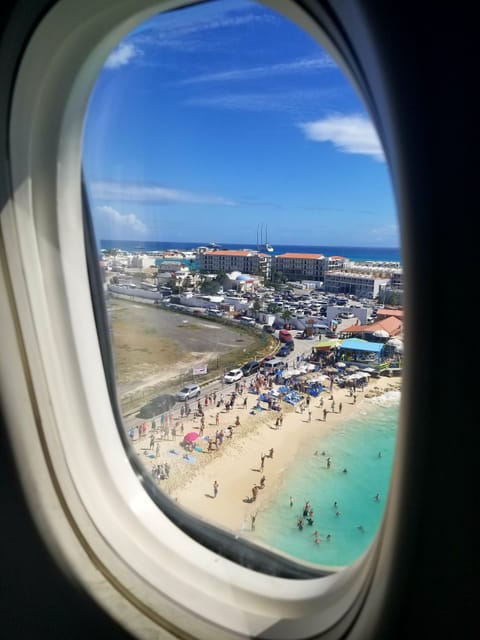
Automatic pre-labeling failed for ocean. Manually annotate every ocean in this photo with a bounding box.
[245,392,400,568]
[99,239,402,264]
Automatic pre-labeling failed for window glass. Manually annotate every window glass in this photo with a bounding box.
[83,0,401,569]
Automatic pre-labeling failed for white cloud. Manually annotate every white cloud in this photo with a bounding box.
[186,88,336,114]
[97,205,147,234]
[104,42,140,69]
[299,114,384,160]
[180,55,335,84]
[91,181,236,206]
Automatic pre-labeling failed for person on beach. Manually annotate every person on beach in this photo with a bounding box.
[339,402,342,413]
[235,415,240,427]
[323,408,327,421]
[252,486,258,501]
[268,447,274,459]
[260,454,265,471]
[251,513,257,531]
[259,475,266,488]
[327,457,331,468]
[308,410,312,422]
[213,480,219,498]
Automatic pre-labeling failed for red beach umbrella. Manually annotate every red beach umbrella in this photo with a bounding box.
[184,432,199,443]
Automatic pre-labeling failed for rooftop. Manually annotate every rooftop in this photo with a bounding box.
[203,250,257,257]
[276,253,325,260]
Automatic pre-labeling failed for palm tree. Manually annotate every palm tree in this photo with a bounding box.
[281,309,293,327]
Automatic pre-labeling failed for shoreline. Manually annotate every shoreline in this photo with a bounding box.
[128,374,401,538]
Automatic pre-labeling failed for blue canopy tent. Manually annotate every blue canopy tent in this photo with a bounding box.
[339,338,384,363]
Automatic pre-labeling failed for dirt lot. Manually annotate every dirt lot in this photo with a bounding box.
[107,297,274,414]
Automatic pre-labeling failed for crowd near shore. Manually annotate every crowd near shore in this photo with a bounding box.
[127,365,401,537]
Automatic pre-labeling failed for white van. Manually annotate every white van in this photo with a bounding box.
[240,316,255,326]
[262,357,287,373]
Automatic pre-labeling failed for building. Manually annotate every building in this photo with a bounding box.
[324,271,390,299]
[340,315,403,340]
[198,250,271,280]
[271,253,349,283]
[273,252,325,282]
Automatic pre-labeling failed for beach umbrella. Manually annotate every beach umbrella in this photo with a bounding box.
[335,362,346,368]
[387,337,404,352]
[373,329,389,338]
[317,374,331,383]
[184,432,199,443]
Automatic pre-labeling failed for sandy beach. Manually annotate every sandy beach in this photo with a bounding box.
[127,373,401,537]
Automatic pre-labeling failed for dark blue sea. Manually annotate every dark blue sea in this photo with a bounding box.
[100,239,401,264]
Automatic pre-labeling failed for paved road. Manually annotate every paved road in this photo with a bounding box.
[123,332,319,430]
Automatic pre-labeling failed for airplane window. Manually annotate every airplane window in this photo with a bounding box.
[82,0,401,572]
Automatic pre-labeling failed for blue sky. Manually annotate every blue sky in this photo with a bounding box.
[83,0,399,247]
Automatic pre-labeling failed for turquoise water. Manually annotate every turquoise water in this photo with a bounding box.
[246,392,400,568]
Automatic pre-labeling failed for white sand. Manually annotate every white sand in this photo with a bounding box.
[128,374,401,535]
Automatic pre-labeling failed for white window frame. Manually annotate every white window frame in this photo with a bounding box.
[0,0,405,638]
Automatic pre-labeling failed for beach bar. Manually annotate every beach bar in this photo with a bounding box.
[339,338,384,364]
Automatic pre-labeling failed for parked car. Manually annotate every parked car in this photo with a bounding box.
[241,361,260,376]
[278,344,292,357]
[338,311,355,319]
[223,368,244,384]
[278,329,293,343]
[175,384,201,401]
[261,358,287,374]
[207,308,223,317]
